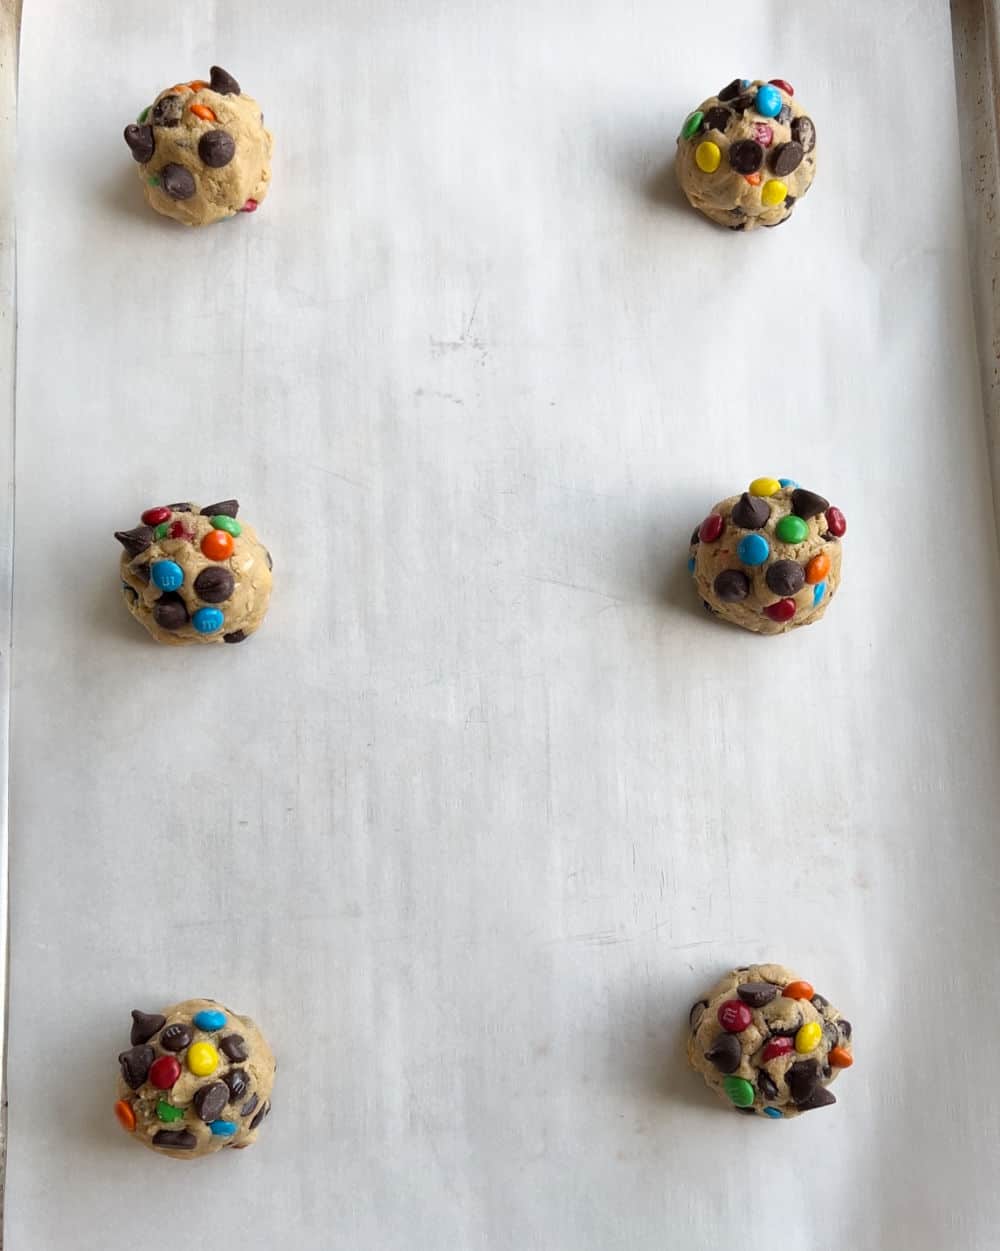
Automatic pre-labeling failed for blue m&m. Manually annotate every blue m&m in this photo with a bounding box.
[813,581,826,606]
[762,1106,782,1119]
[778,478,797,488]
[737,534,770,566]
[193,1008,227,1031]
[192,607,224,634]
[151,560,183,591]
[755,84,782,118]
[209,1120,237,1136]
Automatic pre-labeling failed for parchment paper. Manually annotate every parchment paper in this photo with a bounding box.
[7,2,1000,1248]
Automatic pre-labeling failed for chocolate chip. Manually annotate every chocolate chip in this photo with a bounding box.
[718,78,743,101]
[249,1101,269,1130]
[689,1000,708,1030]
[838,1019,852,1040]
[130,561,151,583]
[811,993,829,1010]
[785,195,797,208]
[153,1129,198,1150]
[193,1081,230,1122]
[265,550,273,571]
[690,527,701,547]
[790,488,829,520]
[130,1010,165,1045]
[153,593,188,631]
[123,124,154,163]
[115,525,153,558]
[713,569,750,603]
[223,630,248,644]
[198,130,236,169]
[765,560,805,597]
[160,163,196,200]
[151,94,184,127]
[731,492,769,529]
[731,207,746,217]
[703,106,731,131]
[790,115,815,153]
[704,1033,742,1074]
[757,1071,778,1100]
[209,65,241,95]
[771,141,803,176]
[159,1023,193,1052]
[797,1084,836,1112]
[728,140,764,174]
[787,1060,821,1103]
[194,566,235,603]
[200,499,239,519]
[220,1034,248,1061]
[823,1065,833,1078]
[122,583,137,603]
[223,1069,249,1101]
[736,1106,756,1115]
[118,1045,154,1090]
[241,1093,260,1118]
[729,93,754,113]
[168,502,192,512]
[737,982,778,1008]
[777,104,792,125]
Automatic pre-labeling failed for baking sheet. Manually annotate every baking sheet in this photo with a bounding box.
[7,1,1000,1248]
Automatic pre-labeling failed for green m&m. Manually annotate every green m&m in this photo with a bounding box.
[681,110,704,140]
[722,1076,755,1108]
[211,515,242,537]
[156,1100,185,1123]
[775,514,809,544]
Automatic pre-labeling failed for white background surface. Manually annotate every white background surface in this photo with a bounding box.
[7,1,1000,1247]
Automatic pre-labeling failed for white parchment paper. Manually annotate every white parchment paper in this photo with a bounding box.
[7,1,1000,1247]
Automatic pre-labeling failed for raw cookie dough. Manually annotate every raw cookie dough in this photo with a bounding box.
[676,78,816,230]
[115,499,272,645]
[688,965,853,1118]
[123,66,272,225]
[688,477,845,635]
[115,998,276,1158]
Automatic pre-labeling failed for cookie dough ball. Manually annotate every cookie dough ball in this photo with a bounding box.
[123,66,272,225]
[688,965,853,1118]
[675,78,816,230]
[689,478,845,634]
[114,998,276,1158]
[115,499,272,645]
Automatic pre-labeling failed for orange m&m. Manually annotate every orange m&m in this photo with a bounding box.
[782,980,814,1000]
[190,103,217,122]
[829,1045,853,1068]
[806,553,830,584]
[114,1099,136,1132]
[201,529,234,561]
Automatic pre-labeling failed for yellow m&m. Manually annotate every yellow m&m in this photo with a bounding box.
[695,141,721,173]
[187,1041,220,1076]
[761,179,788,207]
[794,1022,822,1054]
[749,477,781,497]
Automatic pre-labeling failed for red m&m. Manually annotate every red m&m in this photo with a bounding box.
[148,1055,182,1089]
[717,1000,753,1032]
[763,598,796,623]
[141,506,172,527]
[761,1036,794,1062]
[826,506,847,537]
[768,78,794,96]
[698,514,725,543]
